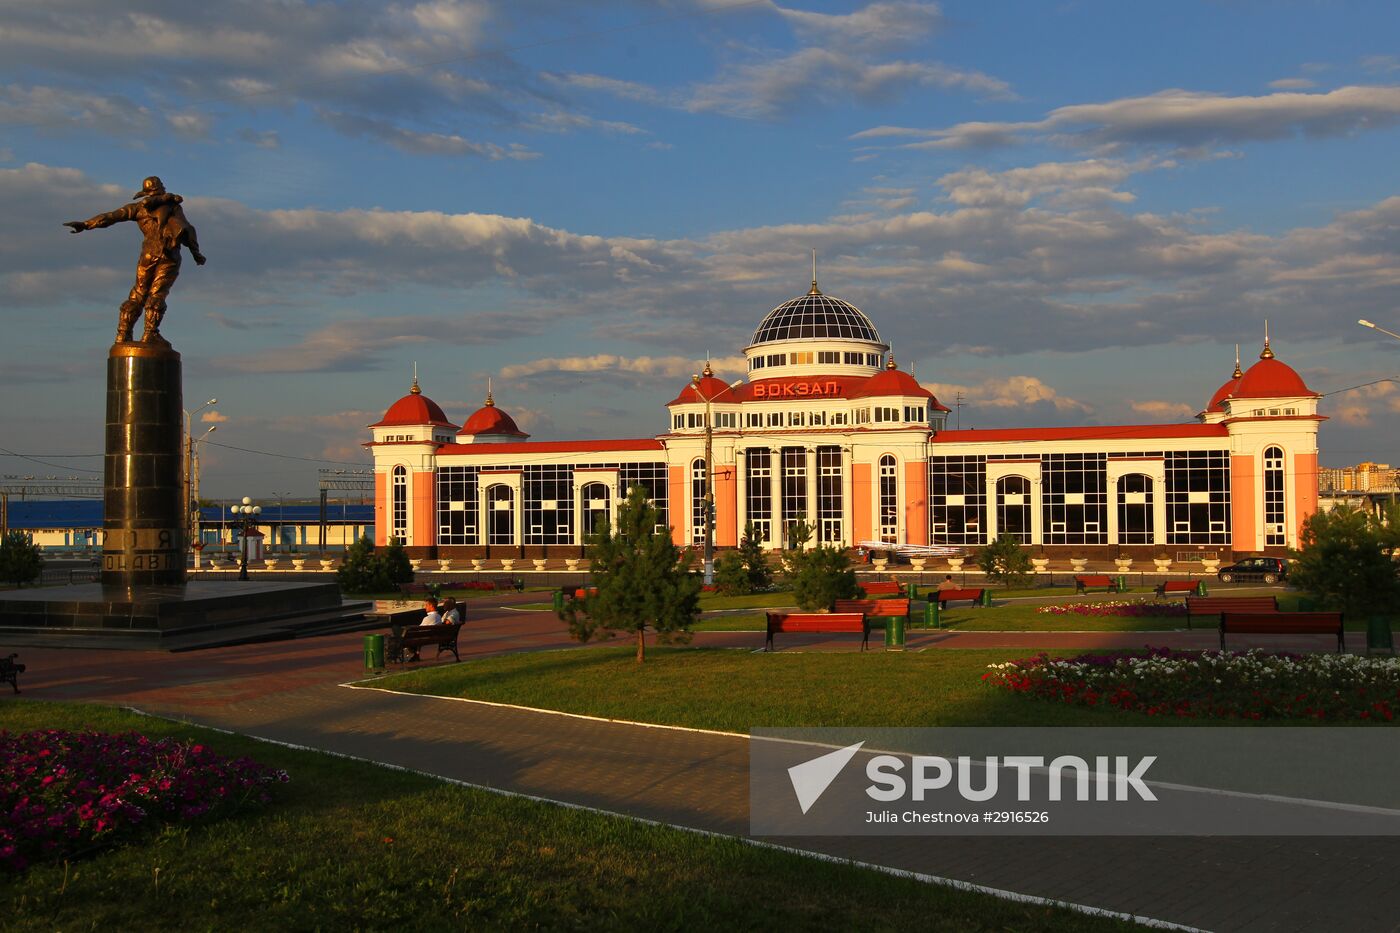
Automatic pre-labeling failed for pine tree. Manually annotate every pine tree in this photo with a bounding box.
[976,535,1033,588]
[563,485,701,663]
[336,536,380,593]
[0,531,42,588]
[737,521,772,591]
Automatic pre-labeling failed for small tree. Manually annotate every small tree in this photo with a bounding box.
[563,485,702,663]
[337,536,381,592]
[712,551,751,596]
[788,544,859,611]
[975,536,1033,588]
[1289,505,1400,618]
[378,537,415,588]
[0,531,42,588]
[737,522,773,592]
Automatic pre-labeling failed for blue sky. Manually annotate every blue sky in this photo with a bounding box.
[2,0,1400,498]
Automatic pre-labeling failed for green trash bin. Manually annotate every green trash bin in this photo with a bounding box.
[925,601,940,629]
[906,582,918,600]
[884,615,906,650]
[363,633,385,673]
[1115,575,1126,593]
[553,590,565,614]
[1367,616,1395,656]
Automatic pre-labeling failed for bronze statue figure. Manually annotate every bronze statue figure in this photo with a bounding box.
[65,176,207,345]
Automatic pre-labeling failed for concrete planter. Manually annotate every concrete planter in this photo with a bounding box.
[409,559,423,573]
[909,558,926,572]
[439,559,453,572]
[946,558,964,572]
[291,558,306,571]
[471,559,485,571]
[1069,558,1088,572]
[500,559,516,572]
[1201,559,1220,574]
[319,558,336,571]
[532,559,548,571]
[564,559,580,571]
[1114,558,1133,572]
[262,558,279,571]
[1153,559,1172,573]
[1031,558,1050,573]
[871,558,888,572]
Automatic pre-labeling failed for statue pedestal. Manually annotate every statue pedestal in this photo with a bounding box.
[102,343,186,588]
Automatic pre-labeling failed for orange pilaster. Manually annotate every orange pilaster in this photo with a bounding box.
[1231,455,1257,552]
[903,460,927,546]
[412,471,435,547]
[852,462,873,543]
[374,472,388,546]
[668,465,686,546]
[714,463,737,547]
[1294,452,1318,541]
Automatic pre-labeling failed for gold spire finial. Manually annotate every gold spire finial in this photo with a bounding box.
[702,355,713,378]
[410,361,421,394]
[485,375,494,407]
[1260,320,1274,359]
[1233,344,1243,379]
[808,248,821,295]
[886,352,897,370]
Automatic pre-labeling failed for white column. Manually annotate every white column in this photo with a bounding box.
[735,448,747,541]
[841,447,854,547]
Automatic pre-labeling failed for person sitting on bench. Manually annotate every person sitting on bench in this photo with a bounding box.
[440,596,460,625]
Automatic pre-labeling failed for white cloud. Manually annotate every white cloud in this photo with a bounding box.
[319,111,539,159]
[922,375,1090,413]
[773,1,945,51]
[201,410,229,424]
[1268,78,1316,90]
[1130,399,1195,420]
[498,354,748,388]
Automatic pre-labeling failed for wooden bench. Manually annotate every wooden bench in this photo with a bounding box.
[833,598,911,625]
[389,623,463,663]
[1074,574,1118,594]
[932,587,986,608]
[1155,580,1202,598]
[0,654,23,694]
[765,612,868,651]
[1185,595,1278,630]
[859,580,904,597]
[493,577,524,591]
[1220,612,1345,653]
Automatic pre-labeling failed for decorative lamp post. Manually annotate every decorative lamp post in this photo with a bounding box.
[231,497,261,581]
[690,366,743,585]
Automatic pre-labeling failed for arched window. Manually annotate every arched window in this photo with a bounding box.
[995,476,1032,544]
[878,455,898,543]
[1264,446,1286,546]
[581,483,610,538]
[487,484,514,546]
[1117,474,1153,545]
[391,466,407,542]
[691,459,708,546]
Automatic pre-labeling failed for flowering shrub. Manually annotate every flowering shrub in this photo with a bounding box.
[1036,600,1187,618]
[984,647,1400,722]
[0,730,289,872]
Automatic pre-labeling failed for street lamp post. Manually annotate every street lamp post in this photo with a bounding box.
[231,497,261,581]
[184,397,216,557]
[1359,319,1400,342]
[690,369,743,585]
[189,425,216,555]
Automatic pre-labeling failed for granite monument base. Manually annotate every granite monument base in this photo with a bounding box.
[0,580,373,651]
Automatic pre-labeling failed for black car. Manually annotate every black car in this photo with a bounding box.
[1217,557,1288,584]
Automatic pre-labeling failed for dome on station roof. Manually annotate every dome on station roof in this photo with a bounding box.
[750,281,883,347]
[1206,351,1245,413]
[371,379,455,428]
[460,385,528,437]
[667,361,740,407]
[851,356,949,410]
[1233,340,1317,400]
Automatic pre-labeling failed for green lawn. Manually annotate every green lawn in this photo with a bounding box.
[932,602,1188,632]
[0,702,1141,933]
[368,646,1165,732]
[697,591,797,610]
[692,612,767,631]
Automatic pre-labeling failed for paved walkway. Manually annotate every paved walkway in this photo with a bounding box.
[4,598,1396,932]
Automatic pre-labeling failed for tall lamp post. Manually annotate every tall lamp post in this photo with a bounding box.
[189,425,216,556]
[690,368,743,585]
[1359,319,1400,342]
[231,497,261,581]
[184,397,216,554]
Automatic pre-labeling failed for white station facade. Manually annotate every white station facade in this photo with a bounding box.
[367,279,1322,560]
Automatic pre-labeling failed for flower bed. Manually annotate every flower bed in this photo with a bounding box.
[984,648,1400,721]
[1036,600,1186,617]
[1,730,288,872]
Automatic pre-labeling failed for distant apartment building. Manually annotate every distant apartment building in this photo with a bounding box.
[1319,462,1397,493]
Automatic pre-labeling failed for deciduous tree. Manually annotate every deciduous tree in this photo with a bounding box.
[1290,505,1400,618]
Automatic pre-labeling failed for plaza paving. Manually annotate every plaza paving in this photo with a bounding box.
[3,593,1394,932]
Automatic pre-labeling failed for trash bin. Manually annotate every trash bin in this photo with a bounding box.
[979,589,992,607]
[1367,616,1395,656]
[906,582,918,600]
[1196,581,1208,597]
[1115,575,1126,593]
[553,590,565,614]
[884,615,906,649]
[363,633,385,673]
[925,601,940,629]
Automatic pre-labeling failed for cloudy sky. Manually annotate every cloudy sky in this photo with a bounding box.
[3,0,1399,499]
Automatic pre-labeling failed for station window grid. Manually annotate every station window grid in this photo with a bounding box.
[1041,453,1108,546]
[391,466,407,541]
[782,448,808,535]
[1264,446,1286,546]
[746,448,773,544]
[524,464,574,545]
[1164,450,1231,545]
[691,459,707,546]
[436,465,480,545]
[580,481,610,539]
[878,454,898,543]
[817,446,843,544]
[486,484,514,545]
[929,455,986,546]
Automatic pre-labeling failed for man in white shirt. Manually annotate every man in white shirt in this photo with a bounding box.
[419,597,442,626]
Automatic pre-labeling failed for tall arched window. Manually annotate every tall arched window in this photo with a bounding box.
[1264,446,1286,546]
[995,476,1032,543]
[878,455,898,543]
[581,482,610,538]
[691,459,707,546]
[1117,474,1154,544]
[391,466,407,542]
[487,484,514,545]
